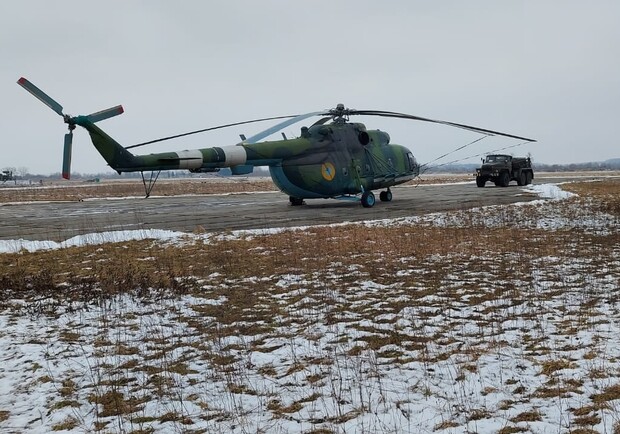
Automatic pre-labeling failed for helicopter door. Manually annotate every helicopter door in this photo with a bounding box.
[351,158,371,191]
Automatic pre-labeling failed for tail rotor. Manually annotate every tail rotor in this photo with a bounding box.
[17,77,123,179]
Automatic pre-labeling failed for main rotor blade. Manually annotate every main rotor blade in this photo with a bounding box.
[125,114,303,150]
[87,105,124,123]
[62,132,73,180]
[245,111,324,144]
[17,77,65,116]
[311,117,332,126]
[350,110,537,142]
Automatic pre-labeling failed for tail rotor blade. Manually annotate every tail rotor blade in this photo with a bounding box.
[62,132,73,180]
[86,105,124,123]
[17,77,65,116]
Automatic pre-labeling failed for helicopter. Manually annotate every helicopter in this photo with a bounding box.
[17,77,536,207]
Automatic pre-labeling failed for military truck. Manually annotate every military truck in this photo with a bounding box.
[0,170,14,183]
[475,154,533,187]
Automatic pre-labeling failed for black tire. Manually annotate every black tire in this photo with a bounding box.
[476,177,486,188]
[525,171,533,185]
[289,196,304,206]
[499,172,510,187]
[517,171,526,186]
[379,190,392,202]
[361,191,376,208]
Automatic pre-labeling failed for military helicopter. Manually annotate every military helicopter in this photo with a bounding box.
[17,77,535,207]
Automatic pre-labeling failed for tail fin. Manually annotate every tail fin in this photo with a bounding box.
[74,117,137,173]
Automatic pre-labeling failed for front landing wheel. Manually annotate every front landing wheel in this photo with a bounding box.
[361,191,376,208]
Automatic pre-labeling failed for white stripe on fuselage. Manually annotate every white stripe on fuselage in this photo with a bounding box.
[176,150,204,170]
[221,145,247,166]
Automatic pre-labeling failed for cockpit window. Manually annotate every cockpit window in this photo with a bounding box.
[485,155,509,163]
[407,153,418,171]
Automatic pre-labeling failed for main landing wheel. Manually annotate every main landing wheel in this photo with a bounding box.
[361,191,376,208]
[289,196,305,206]
[379,189,392,202]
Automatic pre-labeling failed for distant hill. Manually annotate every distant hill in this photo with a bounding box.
[423,163,478,174]
[534,158,620,172]
[11,157,620,179]
[423,158,620,174]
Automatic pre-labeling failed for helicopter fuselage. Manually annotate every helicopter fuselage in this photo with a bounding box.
[265,122,419,199]
[80,118,419,201]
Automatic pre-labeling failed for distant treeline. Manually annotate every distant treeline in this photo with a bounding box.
[6,159,620,180]
[425,158,620,174]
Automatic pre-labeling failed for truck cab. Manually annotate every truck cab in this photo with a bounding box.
[475,154,533,187]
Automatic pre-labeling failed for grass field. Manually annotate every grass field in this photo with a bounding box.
[0,178,619,433]
[0,177,278,203]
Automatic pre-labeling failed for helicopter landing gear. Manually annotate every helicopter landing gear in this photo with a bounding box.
[379,189,392,202]
[140,170,161,198]
[361,191,376,208]
[289,196,305,206]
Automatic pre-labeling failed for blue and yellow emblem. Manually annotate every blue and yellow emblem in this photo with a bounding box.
[321,162,336,181]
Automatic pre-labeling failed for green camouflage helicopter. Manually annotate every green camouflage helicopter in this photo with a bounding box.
[18,77,535,207]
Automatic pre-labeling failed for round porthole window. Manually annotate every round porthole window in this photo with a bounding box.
[358,131,370,145]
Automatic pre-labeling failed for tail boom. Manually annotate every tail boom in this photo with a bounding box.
[76,116,308,174]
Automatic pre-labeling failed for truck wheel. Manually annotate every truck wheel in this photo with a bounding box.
[476,177,486,188]
[517,172,526,186]
[525,171,533,185]
[499,172,510,187]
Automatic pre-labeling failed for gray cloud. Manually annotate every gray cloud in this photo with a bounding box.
[2,1,619,174]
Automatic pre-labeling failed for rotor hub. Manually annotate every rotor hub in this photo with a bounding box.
[63,114,76,130]
[330,103,351,123]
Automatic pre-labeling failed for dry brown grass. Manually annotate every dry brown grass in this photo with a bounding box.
[0,224,581,310]
[0,177,277,203]
[0,172,483,203]
[564,178,620,218]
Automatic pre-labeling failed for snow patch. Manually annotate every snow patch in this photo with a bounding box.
[0,229,188,254]
[525,183,576,200]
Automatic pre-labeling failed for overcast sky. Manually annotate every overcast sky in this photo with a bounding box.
[1,1,619,175]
